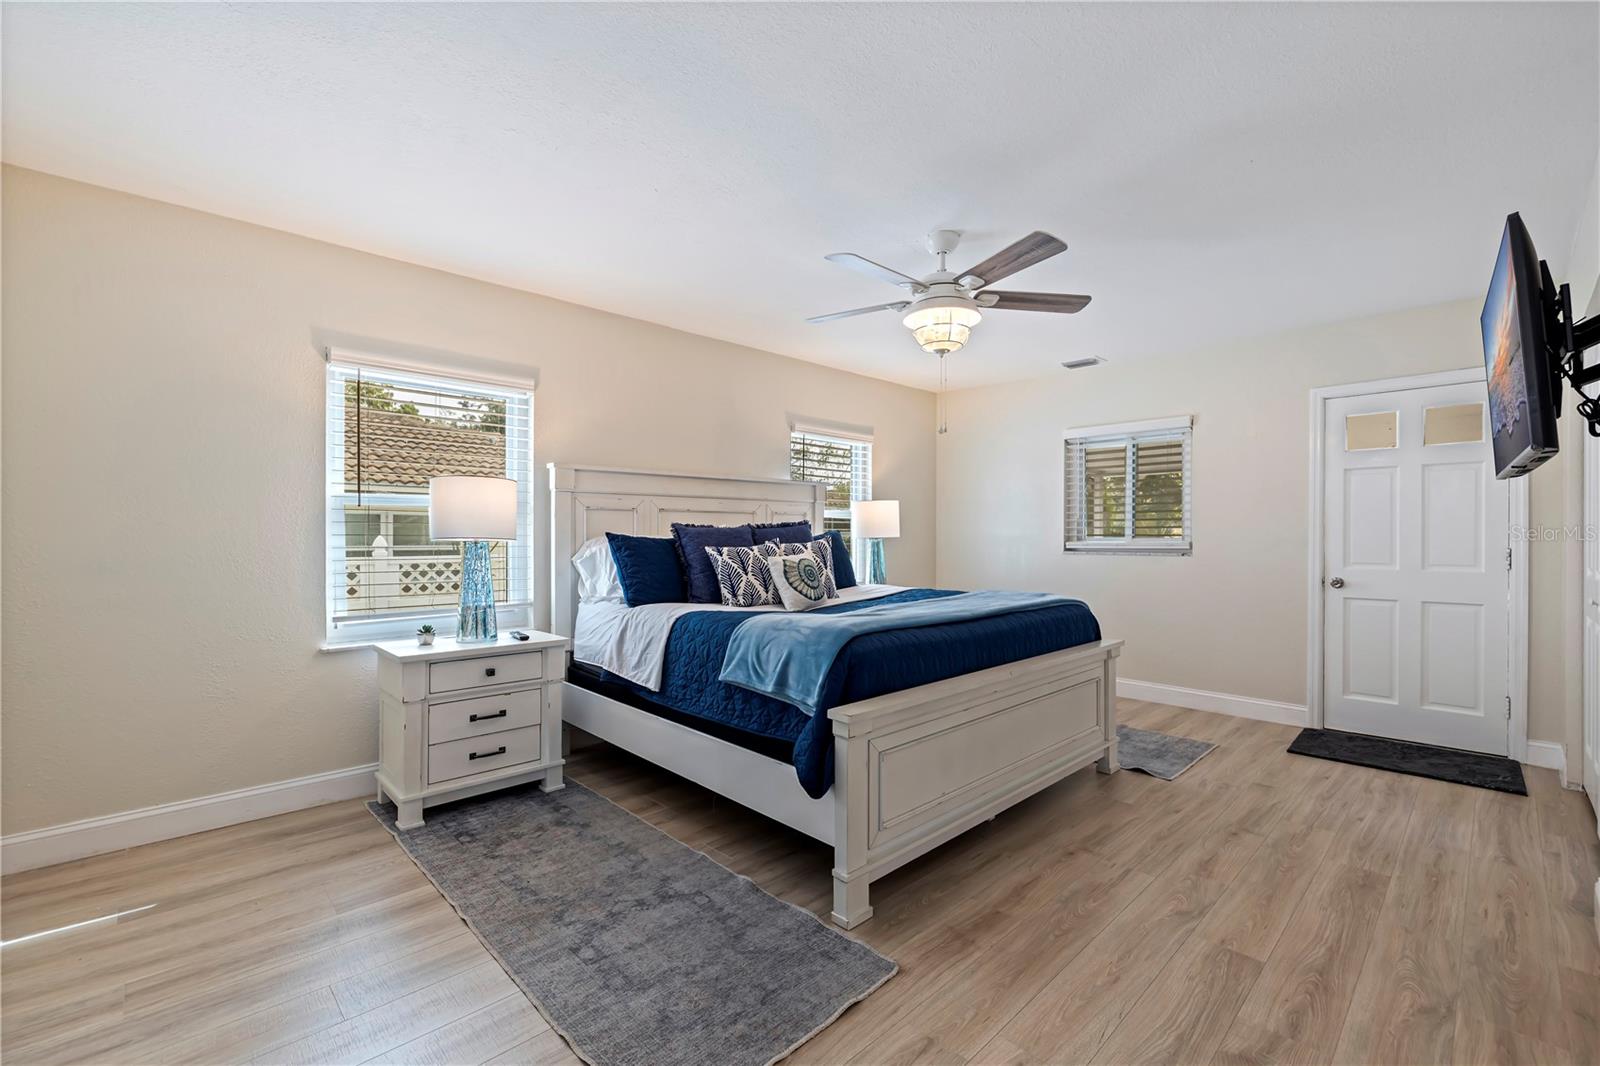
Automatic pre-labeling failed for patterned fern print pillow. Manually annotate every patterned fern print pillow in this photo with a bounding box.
[705,542,782,607]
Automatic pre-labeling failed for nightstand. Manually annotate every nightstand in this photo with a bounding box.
[373,631,568,829]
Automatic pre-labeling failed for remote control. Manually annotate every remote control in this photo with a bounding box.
[510,630,530,641]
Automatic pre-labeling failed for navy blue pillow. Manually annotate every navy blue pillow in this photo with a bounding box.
[750,520,812,545]
[818,530,858,589]
[672,523,756,604]
[605,532,685,606]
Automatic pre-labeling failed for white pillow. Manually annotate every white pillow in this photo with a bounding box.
[572,536,625,604]
[765,546,841,612]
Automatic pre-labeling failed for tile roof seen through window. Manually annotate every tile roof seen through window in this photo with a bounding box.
[344,406,507,491]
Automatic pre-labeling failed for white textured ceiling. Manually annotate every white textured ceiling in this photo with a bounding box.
[3,3,1596,389]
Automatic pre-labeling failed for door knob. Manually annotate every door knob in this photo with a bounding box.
[1329,577,1345,589]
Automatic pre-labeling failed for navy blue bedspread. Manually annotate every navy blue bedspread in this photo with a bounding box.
[592,589,1102,797]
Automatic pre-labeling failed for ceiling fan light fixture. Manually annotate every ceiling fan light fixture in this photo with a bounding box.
[903,298,982,355]
[812,230,1085,358]
[909,318,972,355]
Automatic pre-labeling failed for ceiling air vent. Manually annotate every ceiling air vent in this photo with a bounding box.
[1061,357,1105,370]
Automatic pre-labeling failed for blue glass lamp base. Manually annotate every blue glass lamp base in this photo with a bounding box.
[456,539,498,643]
[864,538,887,584]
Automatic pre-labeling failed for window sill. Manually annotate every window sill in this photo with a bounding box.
[1064,542,1192,556]
[323,606,532,652]
[319,639,385,654]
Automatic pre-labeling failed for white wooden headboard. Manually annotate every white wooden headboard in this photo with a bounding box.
[548,464,827,637]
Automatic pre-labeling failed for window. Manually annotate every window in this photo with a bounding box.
[1422,403,1484,446]
[789,424,871,561]
[325,355,533,644]
[1064,416,1192,553]
[1345,411,1398,451]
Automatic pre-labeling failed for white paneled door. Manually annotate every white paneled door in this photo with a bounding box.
[1322,379,1510,754]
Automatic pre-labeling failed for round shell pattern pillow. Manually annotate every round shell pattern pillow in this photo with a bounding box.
[783,551,829,601]
[769,546,840,611]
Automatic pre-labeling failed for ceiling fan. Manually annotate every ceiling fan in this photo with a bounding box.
[807,229,1090,356]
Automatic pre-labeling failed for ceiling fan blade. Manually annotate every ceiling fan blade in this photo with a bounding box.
[806,301,910,324]
[975,291,1091,313]
[824,253,927,292]
[957,231,1068,287]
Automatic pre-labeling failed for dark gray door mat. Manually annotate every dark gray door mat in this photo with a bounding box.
[1287,728,1526,795]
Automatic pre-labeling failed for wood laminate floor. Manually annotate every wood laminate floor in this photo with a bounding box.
[3,702,1597,1065]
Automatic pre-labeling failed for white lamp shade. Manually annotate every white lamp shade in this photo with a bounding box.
[428,476,517,541]
[852,499,900,539]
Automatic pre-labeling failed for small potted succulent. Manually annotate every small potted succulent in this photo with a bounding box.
[416,623,436,647]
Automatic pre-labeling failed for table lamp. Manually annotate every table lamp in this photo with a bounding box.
[429,475,517,642]
[852,499,900,585]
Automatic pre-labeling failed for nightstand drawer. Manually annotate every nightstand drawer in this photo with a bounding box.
[428,725,542,784]
[429,651,543,695]
[429,689,542,746]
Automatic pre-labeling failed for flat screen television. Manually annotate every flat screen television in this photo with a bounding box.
[1481,212,1559,479]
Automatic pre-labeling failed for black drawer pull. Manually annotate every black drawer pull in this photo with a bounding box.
[484,667,497,678]
[469,709,508,723]
[469,746,507,761]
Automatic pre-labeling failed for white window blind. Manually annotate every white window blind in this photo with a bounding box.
[325,360,534,643]
[789,427,872,561]
[1064,417,1192,553]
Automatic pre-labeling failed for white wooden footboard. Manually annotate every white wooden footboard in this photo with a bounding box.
[828,639,1122,928]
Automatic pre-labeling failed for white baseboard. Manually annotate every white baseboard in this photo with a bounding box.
[1123,680,1569,778]
[1525,740,1568,779]
[1118,678,1308,728]
[0,705,1564,876]
[0,764,378,875]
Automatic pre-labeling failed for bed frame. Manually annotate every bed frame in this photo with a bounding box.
[550,463,1122,928]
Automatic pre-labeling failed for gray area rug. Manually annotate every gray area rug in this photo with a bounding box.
[369,783,896,1066]
[1116,725,1216,780]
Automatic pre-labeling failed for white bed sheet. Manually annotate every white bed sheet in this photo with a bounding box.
[574,584,906,691]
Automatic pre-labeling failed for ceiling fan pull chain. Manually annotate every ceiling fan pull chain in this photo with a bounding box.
[938,351,949,435]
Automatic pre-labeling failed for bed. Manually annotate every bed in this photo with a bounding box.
[550,463,1123,928]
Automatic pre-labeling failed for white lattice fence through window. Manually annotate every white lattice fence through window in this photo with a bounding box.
[343,547,509,615]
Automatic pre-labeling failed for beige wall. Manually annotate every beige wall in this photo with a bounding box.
[935,298,1575,746]
[0,167,936,834]
[4,158,1592,836]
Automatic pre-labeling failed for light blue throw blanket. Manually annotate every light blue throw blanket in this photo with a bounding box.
[718,590,1076,716]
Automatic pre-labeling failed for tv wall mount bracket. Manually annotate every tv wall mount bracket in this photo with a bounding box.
[1543,260,1600,437]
